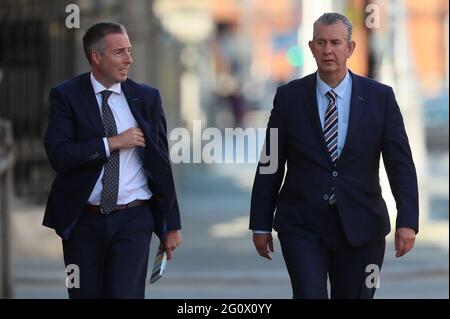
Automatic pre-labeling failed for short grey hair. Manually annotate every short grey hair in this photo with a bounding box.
[313,13,353,42]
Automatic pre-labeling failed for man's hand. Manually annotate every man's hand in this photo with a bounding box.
[108,128,145,152]
[395,227,416,258]
[159,230,182,260]
[253,233,274,260]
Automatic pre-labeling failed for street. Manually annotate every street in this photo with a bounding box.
[11,164,449,299]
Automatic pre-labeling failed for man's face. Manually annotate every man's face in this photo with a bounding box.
[308,22,355,78]
[91,32,133,87]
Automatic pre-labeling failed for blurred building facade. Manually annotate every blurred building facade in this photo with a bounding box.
[0,0,76,202]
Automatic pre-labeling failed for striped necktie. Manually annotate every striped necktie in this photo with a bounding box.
[100,90,119,215]
[324,90,337,205]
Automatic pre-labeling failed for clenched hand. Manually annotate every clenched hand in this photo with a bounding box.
[159,230,182,260]
[108,127,145,151]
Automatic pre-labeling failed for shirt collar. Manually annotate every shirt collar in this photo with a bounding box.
[316,70,350,100]
[90,72,122,96]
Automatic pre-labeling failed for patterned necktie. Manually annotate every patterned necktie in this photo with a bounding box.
[324,90,338,205]
[100,90,119,215]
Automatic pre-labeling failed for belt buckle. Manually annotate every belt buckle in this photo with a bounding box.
[100,207,104,214]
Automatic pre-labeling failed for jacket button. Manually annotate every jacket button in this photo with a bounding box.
[323,194,329,201]
[332,171,338,177]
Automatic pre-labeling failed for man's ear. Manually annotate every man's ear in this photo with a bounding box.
[91,49,101,65]
[347,40,356,58]
[308,41,314,56]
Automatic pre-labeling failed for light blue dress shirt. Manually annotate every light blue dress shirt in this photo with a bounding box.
[316,70,352,157]
[253,70,353,234]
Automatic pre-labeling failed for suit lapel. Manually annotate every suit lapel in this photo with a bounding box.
[80,75,160,158]
[303,73,333,162]
[80,73,105,137]
[122,82,144,128]
[122,81,159,150]
[338,71,366,164]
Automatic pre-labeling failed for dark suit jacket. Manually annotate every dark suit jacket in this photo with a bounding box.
[250,71,419,247]
[43,72,181,240]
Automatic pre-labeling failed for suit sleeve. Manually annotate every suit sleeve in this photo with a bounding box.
[381,87,419,233]
[153,90,181,231]
[43,87,107,173]
[249,88,287,231]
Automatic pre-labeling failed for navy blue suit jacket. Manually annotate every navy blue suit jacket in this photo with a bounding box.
[43,73,181,240]
[250,71,419,246]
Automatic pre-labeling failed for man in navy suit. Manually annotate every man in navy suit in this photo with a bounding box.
[250,13,418,299]
[43,22,181,298]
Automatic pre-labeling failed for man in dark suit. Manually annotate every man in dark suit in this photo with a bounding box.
[250,13,418,299]
[43,22,181,298]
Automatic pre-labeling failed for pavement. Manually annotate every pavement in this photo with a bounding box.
[9,163,449,299]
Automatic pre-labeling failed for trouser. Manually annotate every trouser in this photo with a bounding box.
[278,205,385,299]
[62,203,154,299]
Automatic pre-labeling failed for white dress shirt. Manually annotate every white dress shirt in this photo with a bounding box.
[87,73,152,205]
